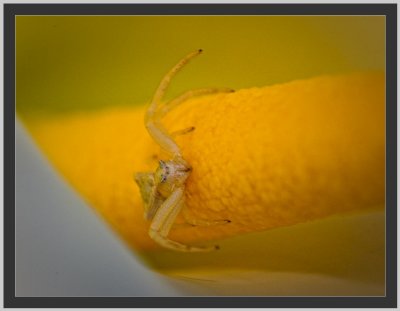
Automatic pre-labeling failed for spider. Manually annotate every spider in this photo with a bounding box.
[134,49,233,252]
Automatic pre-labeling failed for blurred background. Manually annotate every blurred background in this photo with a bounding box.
[16,16,385,116]
[15,15,385,296]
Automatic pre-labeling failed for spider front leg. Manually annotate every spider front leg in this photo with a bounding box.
[145,50,204,157]
[145,118,182,157]
[149,187,218,252]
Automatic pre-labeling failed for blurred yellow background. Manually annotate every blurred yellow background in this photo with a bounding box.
[16,16,385,116]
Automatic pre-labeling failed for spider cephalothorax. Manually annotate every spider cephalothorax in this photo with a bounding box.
[155,159,191,186]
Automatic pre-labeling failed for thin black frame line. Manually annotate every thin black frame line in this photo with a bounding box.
[384,1,397,306]
[4,2,17,308]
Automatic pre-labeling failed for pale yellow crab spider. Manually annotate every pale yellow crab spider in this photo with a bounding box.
[135,49,233,252]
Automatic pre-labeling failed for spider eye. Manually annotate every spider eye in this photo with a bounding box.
[157,161,170,183]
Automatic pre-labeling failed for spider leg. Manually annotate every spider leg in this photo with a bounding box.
[145,120,181,157]
[149,187,218,252]
[170,126,195,137]
[147,50,203,118]
[145,50,203,157]
[181,207,231,227]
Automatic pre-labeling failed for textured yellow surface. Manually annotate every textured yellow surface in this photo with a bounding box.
[24,72,385,253]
